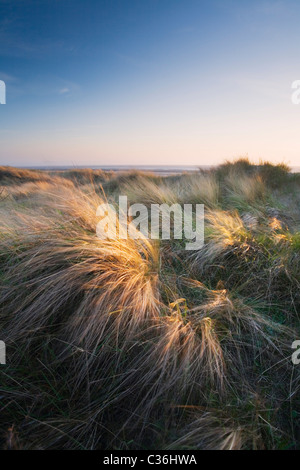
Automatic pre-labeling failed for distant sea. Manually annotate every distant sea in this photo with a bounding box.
[25,165,209,176]
[23,164,300,176]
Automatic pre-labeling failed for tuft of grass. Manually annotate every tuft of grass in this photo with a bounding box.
[178,172,220,208]
[224,172,266,211]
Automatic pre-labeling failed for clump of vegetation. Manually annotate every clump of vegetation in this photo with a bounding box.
[0,159,299,449]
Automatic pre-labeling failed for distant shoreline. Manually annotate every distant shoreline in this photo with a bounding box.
[17,165,209,177]
[12,164,300,175]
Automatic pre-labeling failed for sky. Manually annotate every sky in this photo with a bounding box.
[0,0,300,167]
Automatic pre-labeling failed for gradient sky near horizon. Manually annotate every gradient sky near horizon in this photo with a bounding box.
[1,0,300,167]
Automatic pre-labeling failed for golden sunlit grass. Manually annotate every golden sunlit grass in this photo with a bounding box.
[121,174,178,206]
[0,159,299,449]
[224,172,266,211]
[178,172,220,208]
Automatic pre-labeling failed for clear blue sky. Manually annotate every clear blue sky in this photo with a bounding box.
[0,0,300,166]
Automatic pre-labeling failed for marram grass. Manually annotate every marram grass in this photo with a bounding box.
[0,159,300,449]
